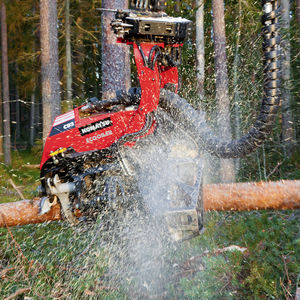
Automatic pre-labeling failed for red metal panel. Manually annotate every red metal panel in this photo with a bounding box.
[40,41,181,169]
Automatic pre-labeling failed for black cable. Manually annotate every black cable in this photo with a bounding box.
[137,42,148,67]
[148,45,161,67]
[159,0,281,159]
[150,50,162,69]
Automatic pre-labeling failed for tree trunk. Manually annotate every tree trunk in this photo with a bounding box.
[29,88,36,146]
[40,0,61,142]
[233,0,242,173]
[281,0,295,157]
[30,5,36,147]
[15,64,21,142]
[212,0,235,182]
[1,3,11,165]
[0,66,2,157]
[35,92,42,139]
[195,0,205,102]
[65,0,73,110]
[101,0,130,99]
[175,0,180,13]
[297,0,300,43]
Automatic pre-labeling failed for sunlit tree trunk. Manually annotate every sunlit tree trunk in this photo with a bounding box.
[212,0,235,182]
[101,0,130,99]
[281,0,295,157]
[1,3,11,165]
[196,0,205,103]
[65,0,72,110]
[40,0,61,142]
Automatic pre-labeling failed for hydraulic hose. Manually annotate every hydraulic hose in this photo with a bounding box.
[159,0,281,159]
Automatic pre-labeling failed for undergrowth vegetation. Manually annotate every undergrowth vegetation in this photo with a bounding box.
[0,150,299,299]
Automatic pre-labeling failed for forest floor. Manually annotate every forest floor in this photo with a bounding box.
[0,150,299,299]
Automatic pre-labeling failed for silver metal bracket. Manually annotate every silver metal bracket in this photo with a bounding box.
[45,174,78,225]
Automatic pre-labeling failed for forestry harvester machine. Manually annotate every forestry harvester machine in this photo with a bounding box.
[39,0,281,240]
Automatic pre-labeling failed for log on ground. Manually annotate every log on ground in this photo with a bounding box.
[0,198,61,227]
[203,180,300,211]
[0,180,299,228]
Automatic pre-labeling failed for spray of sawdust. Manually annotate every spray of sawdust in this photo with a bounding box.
[80,108,205,297]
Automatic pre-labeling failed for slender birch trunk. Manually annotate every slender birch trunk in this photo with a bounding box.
[1,3,11,165]
[212,0,235,182]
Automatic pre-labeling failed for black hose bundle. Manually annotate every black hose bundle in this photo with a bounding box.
[159,0,281,159]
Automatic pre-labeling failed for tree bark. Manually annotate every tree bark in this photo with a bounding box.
[212,0,235,183]
[297,0,300,44]
[15,64,21,142]
[233,0,242,173]
[74,1,85,100]
[1,3,11,165]
[203,180,300,211]
[29,88,36,146]
[175,0,180,13]
[195,0,205,102]
[40,0,61,142]
[65,0,73,110]
[281,0,295,157]
[101,0,130,99]
[0,62,2,157]
[30,5,36,147]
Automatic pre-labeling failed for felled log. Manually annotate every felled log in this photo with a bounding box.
[0,180,299,228]
[0,198,61,227]
[203,180,300,211]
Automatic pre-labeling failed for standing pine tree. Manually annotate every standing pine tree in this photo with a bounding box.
[101,0,130,99]
[297,0,300,41]
[1,2,11,165]
[281,0,295,156]
[65,0,73,110]
[40,0,61,141]
[196,0,205,103]
[212,0,235,182]
[0,61,2,158]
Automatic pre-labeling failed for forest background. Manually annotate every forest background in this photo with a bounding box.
[0,0,299,299]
